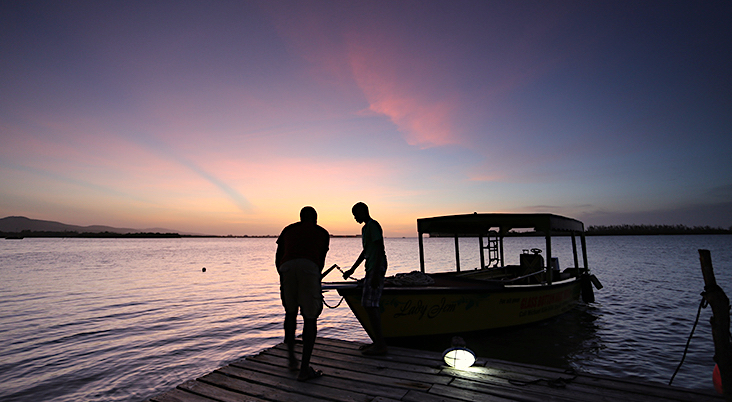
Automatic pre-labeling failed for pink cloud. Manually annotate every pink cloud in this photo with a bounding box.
[346,37,462,149]
[260,3,464,149]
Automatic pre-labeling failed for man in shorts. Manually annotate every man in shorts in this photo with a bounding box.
[342,202,388,356]
[276,206,330,381]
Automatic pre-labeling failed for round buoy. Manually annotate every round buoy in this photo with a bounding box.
[713,364,723,394]
[202,267,206,273]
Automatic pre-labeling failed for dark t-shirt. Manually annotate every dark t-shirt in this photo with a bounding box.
[362,218,385,272]
[276,221,330,268]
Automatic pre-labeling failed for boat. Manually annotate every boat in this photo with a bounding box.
[323,213,602,340]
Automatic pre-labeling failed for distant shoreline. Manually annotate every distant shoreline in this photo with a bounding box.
[0,231,362,239]
[3,217,730,239]
[3,225,731,239]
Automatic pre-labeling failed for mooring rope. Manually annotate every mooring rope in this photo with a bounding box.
[323,296,345,309]
[322,264,355,309]
[669,296,708,385]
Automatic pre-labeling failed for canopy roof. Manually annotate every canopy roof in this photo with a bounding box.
[417,213,584,236]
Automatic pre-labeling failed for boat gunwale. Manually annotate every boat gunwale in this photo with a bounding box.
[327,275,580,295]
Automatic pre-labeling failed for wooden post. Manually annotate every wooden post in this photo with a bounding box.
[454,235,460,272]
[699,249,732,400]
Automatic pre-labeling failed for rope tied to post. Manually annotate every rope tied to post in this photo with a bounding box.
[669,296,708,385]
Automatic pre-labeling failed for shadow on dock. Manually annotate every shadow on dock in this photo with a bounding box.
[149,337,721,402]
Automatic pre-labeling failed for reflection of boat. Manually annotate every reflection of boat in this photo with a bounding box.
[323,213,601,340]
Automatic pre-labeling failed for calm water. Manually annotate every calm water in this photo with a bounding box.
[0,235,730,401]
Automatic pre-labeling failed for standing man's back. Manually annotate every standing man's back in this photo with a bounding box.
[275,206,329,381]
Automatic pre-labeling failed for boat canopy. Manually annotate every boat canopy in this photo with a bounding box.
[417,213,584,237]
[416,213,588,280]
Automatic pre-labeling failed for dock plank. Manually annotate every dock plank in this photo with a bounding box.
[177,379,269,402]
[199,371,323,402]
[150,387,220,402]
[261,344,452,385]
[148,337,724,402]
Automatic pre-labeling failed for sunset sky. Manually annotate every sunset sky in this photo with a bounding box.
[1,1,730,236]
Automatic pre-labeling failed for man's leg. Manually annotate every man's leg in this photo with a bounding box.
[363,307,388,355]
[284,311,298,369]
[299,318,317,373]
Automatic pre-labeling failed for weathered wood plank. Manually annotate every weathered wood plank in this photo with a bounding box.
[297,342,446,373]
[445,366,674,402]
[223,361,399,402]
[256,352,433,390]
[177,379,268,402]
[314,338,447,366]
[428,383,519,402]
[480,358,720,402]
[370,397,403,402]
[149,386,219,402]
[401,389,473,402]
[450,376,615,402]
[446,367,706,402]
[233,358,410,400]
[261,343,452,385]
[199,371,323,402]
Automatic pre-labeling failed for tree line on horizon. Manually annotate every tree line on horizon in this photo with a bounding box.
[585,224,732,235]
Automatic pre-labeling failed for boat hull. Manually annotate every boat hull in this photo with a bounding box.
[336,278,581,339]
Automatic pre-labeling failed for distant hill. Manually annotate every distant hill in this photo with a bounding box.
[0,216,177,235]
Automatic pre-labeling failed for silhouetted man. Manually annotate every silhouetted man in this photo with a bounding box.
[276,206,330,381]
[342,202,388,355]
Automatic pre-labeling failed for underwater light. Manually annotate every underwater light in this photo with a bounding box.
[442,347,476,369]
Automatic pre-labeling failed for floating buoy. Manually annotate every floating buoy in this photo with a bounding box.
[202,267,206,273]
[713,364,723,394]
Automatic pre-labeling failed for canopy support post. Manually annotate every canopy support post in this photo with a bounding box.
[478,235,485,269]
[545,234,552,285]
[580,233,589,274]
[454,235,461,272]
[572,233,580,270]
[419,232,425,273]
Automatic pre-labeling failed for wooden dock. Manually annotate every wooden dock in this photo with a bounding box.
[149,337,722,402]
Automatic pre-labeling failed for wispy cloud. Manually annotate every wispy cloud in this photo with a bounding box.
[130,133,254,213]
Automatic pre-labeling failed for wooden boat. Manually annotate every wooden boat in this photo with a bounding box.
[323,213,601,340]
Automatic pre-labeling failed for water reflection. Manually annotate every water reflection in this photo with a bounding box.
[1,235,729,401]
[386,302,603,371]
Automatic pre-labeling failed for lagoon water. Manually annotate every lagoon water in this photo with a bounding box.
[1,235,730,401]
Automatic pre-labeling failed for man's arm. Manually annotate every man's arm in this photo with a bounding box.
[343,250,365,279]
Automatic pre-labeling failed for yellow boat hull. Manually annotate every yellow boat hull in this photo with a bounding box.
[337,278,581,339]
